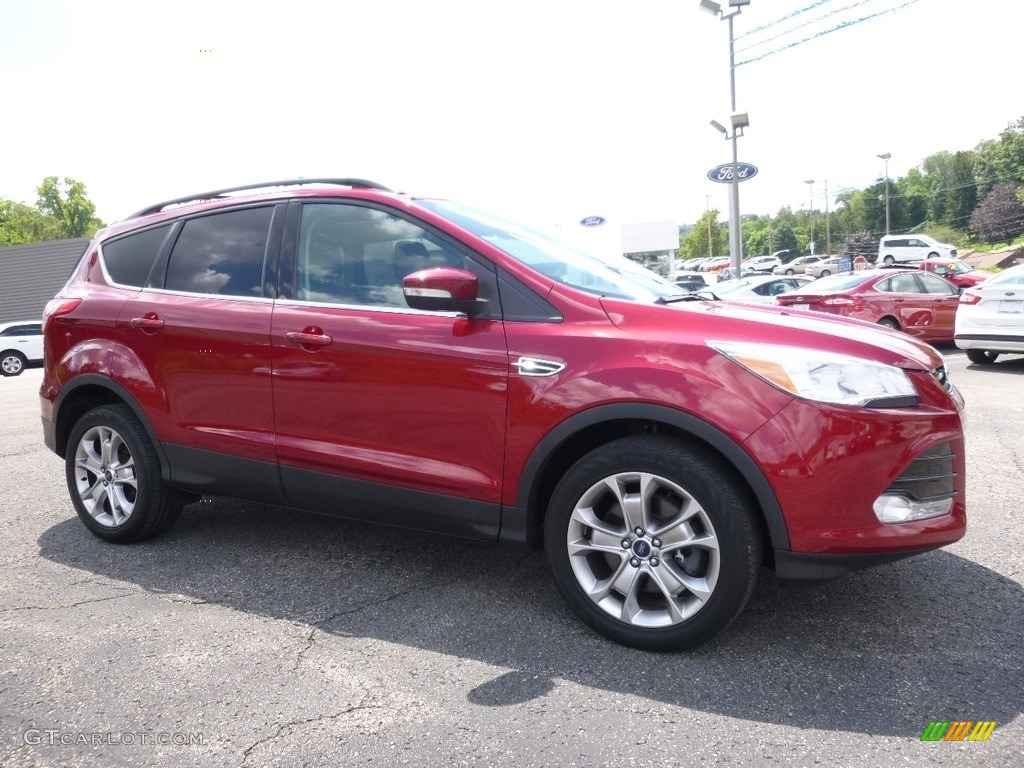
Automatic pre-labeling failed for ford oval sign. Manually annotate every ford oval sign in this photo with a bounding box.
[707,163,758,184]
[580,216,606,227]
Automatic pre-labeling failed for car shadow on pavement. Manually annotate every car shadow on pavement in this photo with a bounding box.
[37,500,1023,738]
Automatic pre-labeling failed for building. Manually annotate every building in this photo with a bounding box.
[0,238,89,323]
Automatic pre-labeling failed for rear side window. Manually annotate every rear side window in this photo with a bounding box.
[165,207,274,297]
[102,224,173,287]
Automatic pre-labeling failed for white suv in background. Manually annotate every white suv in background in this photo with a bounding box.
[878,234,956,266]
[0,320,44,376]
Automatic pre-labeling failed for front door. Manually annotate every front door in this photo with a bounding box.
[270,202,509,537]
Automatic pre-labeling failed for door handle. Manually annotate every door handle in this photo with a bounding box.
[130,316,165,331]
[285,331,333,348]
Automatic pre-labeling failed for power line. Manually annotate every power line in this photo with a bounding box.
[736,0,875,54]
[736,0,921,67]
[736,0,836,40]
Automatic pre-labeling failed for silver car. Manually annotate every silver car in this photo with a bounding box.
[954,263,1024,364]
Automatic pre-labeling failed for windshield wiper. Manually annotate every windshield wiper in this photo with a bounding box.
[657,293,717,304]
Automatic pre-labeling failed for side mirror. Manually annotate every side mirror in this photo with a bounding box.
[403,267,487,316]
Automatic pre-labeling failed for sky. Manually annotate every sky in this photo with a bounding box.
[1,0,1020,238]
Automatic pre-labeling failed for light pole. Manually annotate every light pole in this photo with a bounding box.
[805,179,814,255]
[878,152,891,235]
[701,0,750,276]
[824,179,831,256]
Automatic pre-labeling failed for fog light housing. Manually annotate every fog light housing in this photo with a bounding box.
[873,494,952,524]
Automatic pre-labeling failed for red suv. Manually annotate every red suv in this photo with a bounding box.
[40,179,967,650]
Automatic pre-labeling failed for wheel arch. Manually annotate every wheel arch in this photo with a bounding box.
[509,403,790,555]
[51,375,172,482]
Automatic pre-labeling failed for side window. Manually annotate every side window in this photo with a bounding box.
[165,207,274,297]
[888,273,922,293]
[102,224,173,287]
[295,203,472,309]
[918,273,957,295]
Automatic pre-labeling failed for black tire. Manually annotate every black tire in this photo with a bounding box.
[877,317,900,330]
[1,351,27,376]
[544,436,762,651]
[785,269,795,275]
[65,405,184,543]
[819,269,831,277]
[883,255,895,266]
[966,349,999,365]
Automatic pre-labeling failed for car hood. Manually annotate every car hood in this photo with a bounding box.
[600,297,945,372]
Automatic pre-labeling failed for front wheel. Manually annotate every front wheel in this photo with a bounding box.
[883,255,895,266]
[785,269,795,276]
[1,351,26,376]
[966,349,999,365]
[877,317,900,331]
[66,405,185,543]
[544,437,762,651]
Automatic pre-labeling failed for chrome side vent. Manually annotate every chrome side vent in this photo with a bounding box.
[514,357,566,377]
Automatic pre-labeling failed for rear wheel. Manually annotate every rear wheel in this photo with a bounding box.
[785,268,795,276]
[66,405,185,543]
[966,349,999,365]
[1,351,26,376]
[544,437,762,651]
[819,269,831,277]
[877,317,900,330]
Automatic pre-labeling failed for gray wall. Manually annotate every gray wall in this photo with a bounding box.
[0,238,89,323]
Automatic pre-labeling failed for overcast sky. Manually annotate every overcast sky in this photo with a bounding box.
[1,0,1019,233]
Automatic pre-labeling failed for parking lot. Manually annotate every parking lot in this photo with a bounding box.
[1,350,1022,767]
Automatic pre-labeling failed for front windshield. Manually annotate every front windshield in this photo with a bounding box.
[417,199,677,302]
[948,261,971,275]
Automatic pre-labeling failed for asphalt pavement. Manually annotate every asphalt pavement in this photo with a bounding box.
[1,349,1021,767]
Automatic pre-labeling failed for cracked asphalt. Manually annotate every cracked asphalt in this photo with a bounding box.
[1,349,1022,767]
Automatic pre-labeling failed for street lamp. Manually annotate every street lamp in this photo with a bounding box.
[805,179,814,254]
[701,0,751,277]
[878,152,891,235]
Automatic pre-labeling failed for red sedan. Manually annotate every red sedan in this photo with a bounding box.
[775,269,960,341]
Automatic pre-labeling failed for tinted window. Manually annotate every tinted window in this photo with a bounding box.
[918,273,957,295]
[295,203,471,308]
[2,324,41,336]
[102,224,172,287]
[881,273,921,293]
[165,207,274,297]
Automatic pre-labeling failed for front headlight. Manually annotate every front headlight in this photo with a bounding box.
[710,341,918,407]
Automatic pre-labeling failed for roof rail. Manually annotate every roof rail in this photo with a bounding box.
[126,178,392,219]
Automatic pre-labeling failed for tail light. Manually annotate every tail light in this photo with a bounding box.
[820,296,862,308]
[42,298,82,331]
[959,292,982,305]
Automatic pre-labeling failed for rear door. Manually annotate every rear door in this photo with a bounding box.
[269,201,509,536]
[114,205,284,500]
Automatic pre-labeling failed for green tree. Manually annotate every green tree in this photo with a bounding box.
[0,199,63,246]
[969,183,1024,244]
[36,176,104,238]
[679,209,726,259]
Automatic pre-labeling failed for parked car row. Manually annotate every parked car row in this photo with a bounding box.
[703,263,1023,358]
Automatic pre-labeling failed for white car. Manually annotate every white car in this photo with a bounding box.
[955,263,1024,364]
[743,254,783,273]
[878,234,957,266]
[0,320,44,376]
[774,255,826,275]
[707,274,813,304]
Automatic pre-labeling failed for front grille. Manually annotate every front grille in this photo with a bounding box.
[886,441,957,502]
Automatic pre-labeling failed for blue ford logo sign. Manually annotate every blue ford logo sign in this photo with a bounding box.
[580,216,606,227]
[707,163,758,184]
